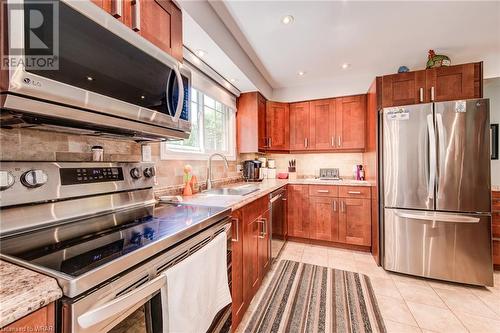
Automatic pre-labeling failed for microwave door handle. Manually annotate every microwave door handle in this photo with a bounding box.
[77,275,167,329]
[172,66,184,122]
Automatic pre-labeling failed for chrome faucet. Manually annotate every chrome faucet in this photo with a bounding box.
[206,153,229,190]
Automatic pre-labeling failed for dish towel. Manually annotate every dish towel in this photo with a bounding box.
[162,231,232,333]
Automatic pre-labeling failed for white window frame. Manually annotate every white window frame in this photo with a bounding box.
[161,89,237,161]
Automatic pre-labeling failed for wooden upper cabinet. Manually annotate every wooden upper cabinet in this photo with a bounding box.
[381,62,483,107]
[309,196,339,242]
[266,102,289,150]
[237,92,267,153]
[289,102,311,150]
[382,70,426,107]
[309,99,336,150]
[426,62,482,102]
[339,198,371,246]
[287,185,310,238]
[91,0,183,62]
[258,94,268,151]
[335,95,366,150]
[137,0,183,61]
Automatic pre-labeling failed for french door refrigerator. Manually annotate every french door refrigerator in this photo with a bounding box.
[382,98,493,286]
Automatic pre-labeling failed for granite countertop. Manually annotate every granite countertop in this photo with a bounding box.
[169,178,374,210]
[492,185,500,192]
[0,260,62,328]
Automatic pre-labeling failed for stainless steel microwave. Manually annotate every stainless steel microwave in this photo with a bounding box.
[0,0,191,141]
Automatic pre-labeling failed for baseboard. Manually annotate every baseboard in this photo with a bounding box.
[287,236,371,252]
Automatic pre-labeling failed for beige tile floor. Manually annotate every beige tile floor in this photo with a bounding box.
[236,241,500,333]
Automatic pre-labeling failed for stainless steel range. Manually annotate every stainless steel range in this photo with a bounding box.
[0,161,232,333]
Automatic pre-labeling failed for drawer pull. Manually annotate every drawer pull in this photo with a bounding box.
[317,190,329,193]
[132,0,141,32]
[348,191,362,194]
[333,200,337,212]
[111,0,123,18]
[231,218,239,242]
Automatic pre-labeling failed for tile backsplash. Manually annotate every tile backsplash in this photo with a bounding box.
[239,152,364,179]
[0,128,239,191]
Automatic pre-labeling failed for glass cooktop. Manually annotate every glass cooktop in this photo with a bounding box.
[0,203,228,277]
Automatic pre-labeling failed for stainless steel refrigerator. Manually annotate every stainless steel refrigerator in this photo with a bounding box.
[382,98,493,286]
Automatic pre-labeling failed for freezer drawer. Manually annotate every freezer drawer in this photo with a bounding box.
[384,208,493,286]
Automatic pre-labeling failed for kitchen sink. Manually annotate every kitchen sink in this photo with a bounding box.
[203,185,260,196]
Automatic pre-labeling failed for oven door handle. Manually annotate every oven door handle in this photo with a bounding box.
[77,275,167,329]
[172,66,184,122]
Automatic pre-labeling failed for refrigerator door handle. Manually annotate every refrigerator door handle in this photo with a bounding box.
[435,113,445,196]
[394,211,479,223]
[427,114,437,200]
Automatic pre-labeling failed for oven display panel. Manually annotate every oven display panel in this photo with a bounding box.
[60,167,124,185]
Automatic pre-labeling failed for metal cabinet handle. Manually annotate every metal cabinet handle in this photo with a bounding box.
[338,136,341,147]
[341,201,345,213]
[347,191,361,194]
[304,138,308,148]
[282,198,287,201]
[231,217,239,242]
[258,218,267,238]
[78,274,166,329]
[331,136,335,147]
[431,86,435,101]
[333,200,337,212]
[111,0,123,18]
[131,0,141,32]
[317,190,329,193]
[419,87,424,102]
[269,137,272,148]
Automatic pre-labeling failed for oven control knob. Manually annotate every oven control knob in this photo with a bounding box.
[0,171,15,191]
[143,167,155,178]
[21,170,48,188]
[130,167,142,179]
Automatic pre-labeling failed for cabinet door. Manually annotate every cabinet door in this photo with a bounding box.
[4,303,55,332]
[258,209,271,278]
[243,216,260,301]
[91,0,132,26]
[426,63,481,102]
[289,102,310,150]
[335,95,366,150]
[258,94,268,151]
[309,99,336,150]
[267,102,290,150]
[231,209,245,329]
[309,196,339,241]
[135,0,183,61]
[339,198,371,246]
[382,70,426,107]
[287,185,310,238]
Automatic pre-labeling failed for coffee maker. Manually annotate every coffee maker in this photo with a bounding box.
[242,160,264,182]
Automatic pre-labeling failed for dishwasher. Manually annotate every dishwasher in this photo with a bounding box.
[270,187,287,262]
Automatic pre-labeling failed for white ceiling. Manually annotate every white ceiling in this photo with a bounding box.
[182,12,257,92]
[220,0,500,101]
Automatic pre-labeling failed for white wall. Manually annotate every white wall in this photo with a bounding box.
[485,77,500,186]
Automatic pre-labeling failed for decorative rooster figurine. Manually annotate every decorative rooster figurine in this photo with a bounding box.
[426,49,451,69]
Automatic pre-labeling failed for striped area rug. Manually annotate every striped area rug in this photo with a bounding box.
[244,260,386,333]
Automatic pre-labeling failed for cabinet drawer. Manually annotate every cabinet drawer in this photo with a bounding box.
[309,185,338,197]
[243,196,269,224]
[339,186,371,199]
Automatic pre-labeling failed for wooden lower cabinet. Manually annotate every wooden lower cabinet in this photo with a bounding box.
[339,198,371,246]
[309,196,339,241]
[231,196,272,331]
[493,190,500,268]
[289,185,371,248]
[3,303,55,332]
[288,185,310,238]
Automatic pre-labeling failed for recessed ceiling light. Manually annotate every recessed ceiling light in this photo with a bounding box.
[341,63,351,69]
[282,15,294,25]
[86,76,94,81]
[229,78,238,83]
[195,49,206,58]
[297,71,306,76]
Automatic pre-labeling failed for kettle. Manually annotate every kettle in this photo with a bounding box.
[242,160,263,182]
